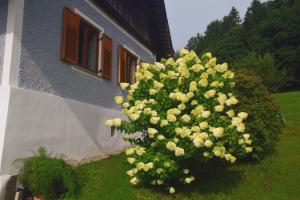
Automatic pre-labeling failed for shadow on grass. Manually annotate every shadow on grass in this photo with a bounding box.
[136,160,244,197]
[186,160,243,194]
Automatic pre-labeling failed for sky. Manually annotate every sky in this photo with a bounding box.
[164,0,254,51]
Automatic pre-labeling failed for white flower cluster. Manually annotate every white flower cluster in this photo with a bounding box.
[105,49,253,193]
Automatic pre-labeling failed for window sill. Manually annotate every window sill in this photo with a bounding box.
[71,65,103,80]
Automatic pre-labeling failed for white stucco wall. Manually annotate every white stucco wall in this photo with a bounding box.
[1,86,129,175]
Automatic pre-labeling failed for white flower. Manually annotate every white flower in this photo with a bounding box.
[149,89,158,95]
[167,114,177,122]
[215,63,228,72]
[105,119,114,127]
[123,134,130,141]
[185,177,192,184]
[193,138,204,147]
[127,157,135,164]
[120,83,130,90]
[198,78,208,87]
[144,70,153,79]
[245,147,253,153]
[211,127,224,138]
[238,112,248,120]
[201,111,211,118]
[136,162,145,170]
[191,64,204,72]
[243,133,250,140]
[166,142,177,151]
[205,52,212,59]
[113,118,122,127]
[150,116,160,124]
[126,169,135,177]
[232,117,243,127]
[122,102,130,108]
[225,154,236,163]
[157,135,165,140]
[189,81,198,92]
[130,177,139,185]
[183,169,189,174]
[178,103,186,110]
[136,147,145,155]
[145,162,154,171]
[199,121,209,129]
[114,96,123,104]
[160,120,169,127]
[181,114,191,123]
[174,138,179,143]
[175,147,185,156]
[151,110,158,117]
[169,187,175,194]
[204,90,216,98]
[187,92,194,99]
[157,180,164,185]
[203,151,210,157]
[226,110,235,118]
[148,128,158,137]
[214,105,224,112]
[153,81,164,90]
[125,148,135,155]
[128,113,140,121]
[237,123,245,132]
[191,100,198,106]
[167,108,181,115]
[191,126,200,132]
[143,108,152,115]
[204,140,213,147]
[180,48,189,56]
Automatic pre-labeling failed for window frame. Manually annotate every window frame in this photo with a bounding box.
[118,45,140,84]
[73,8,104,76]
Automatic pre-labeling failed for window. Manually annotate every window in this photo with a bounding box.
[77,20,99,72]
[118,46,138,84]
[61,7,112,79]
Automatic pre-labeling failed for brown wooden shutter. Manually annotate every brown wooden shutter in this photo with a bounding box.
[61,7,80,64]
[101,34,113,79]
[118,46,127,83]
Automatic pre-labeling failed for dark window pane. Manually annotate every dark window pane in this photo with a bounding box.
[77,20,99,73]
[87,30,97,72]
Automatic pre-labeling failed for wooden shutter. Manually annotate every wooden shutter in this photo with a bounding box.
[101,34,113,79]
[61,7,80,64]
[118,46,127,83]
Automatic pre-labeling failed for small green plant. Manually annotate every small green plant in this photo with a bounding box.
[234,69,284,160]
[19,147,77,200]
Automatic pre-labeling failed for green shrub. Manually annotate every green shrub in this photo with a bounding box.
[19,147,77,200]
[232,52,293,92]
[106,49,254,193]
[234,69,284,160]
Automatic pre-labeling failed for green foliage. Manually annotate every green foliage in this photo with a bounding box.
[234,69,284,160]
[232,52,294,92]
[19,147,77,200]
[186,0,300,90]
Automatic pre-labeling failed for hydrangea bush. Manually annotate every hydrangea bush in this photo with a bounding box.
[106,49,252,193]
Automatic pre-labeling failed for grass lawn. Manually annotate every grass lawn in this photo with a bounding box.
[64,91,300,200]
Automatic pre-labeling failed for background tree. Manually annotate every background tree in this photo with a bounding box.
[186,0,300,91]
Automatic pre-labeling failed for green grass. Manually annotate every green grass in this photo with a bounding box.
[65,91,300,200]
